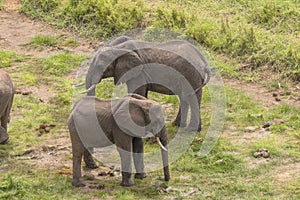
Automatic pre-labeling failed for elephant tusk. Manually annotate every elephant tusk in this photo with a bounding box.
[73,82,85,87]
[79,84,96,94]
[156,137,167,152]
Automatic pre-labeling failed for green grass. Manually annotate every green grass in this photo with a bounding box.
[41,52,86,75]
[25,35,80,49]
[0,49,27,68]
[1,46,300,199]
[1,0,299,199]
[29,35,59,47]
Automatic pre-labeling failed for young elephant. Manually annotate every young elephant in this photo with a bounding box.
[68,94,170,187]
[0,70,14,144]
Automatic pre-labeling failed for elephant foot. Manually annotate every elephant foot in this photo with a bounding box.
[121,179,135,187]
[121,172,134,187]
[186,123,202,132]
[85,161,98,169]
[72,179,86,187]
[84,152,98,169]
[0,132,9,144]
[135,173,147,179]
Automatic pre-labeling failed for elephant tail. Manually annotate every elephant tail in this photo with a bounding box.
[203,66,211,86]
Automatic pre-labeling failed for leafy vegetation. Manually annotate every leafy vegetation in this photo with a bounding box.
[20,0,300,82]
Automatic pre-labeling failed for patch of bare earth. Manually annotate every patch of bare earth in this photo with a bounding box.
[0,1,97,174]
[224,78,300,108]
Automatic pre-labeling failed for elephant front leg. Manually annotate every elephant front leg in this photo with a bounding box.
[118,147,134,186]
[0,126,9,144]
[133,138,147,179]
[115,133,134,186]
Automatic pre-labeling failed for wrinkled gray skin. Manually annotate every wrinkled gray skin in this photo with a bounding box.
[85,36,211,131]
[68,94,169,187]
[0,70,14,144]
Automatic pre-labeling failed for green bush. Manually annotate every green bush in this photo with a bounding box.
[20,0,300,81]
[247,0,300,33]
[58,0,145,38]
[20,0,59,18]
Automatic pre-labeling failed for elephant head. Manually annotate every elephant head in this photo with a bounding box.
[84,47,137,96]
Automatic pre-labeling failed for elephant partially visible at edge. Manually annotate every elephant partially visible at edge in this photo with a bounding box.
[84,36,211,131]
[68,94,169,187]
[0,70,14,144]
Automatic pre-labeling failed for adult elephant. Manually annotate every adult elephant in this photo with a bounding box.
[0,70,14,144]
[84,36,211,131]
[68,94,169,187]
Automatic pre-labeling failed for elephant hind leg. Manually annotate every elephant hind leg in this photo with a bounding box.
[0,126,9,144]
[172,99,188,128]
[187,89,202,132]
[69,124,86,187]
[84,148,98,169]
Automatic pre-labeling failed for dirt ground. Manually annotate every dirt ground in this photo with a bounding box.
[1,0,299,189]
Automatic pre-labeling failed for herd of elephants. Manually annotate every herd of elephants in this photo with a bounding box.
[0,36,211,187]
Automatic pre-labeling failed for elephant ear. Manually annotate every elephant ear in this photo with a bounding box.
[112,97,165,138]
[113,51,144,85]
[112,98,148,138]
[85,47,132,89]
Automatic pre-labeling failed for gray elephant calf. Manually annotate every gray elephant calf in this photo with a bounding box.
[0,70,14,144]
[68,94,170,187]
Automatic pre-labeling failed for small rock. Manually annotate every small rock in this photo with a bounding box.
[262,122,272,129]
[97,184,105,190]
[275,97,281,102]
[215,159,224,164]
[273,118,284,124]
[261,151,270,158]
[44,127,51,133]
[42,145,56,152]
[272,93,278,97]
[245,126,257,132]
[253,152,261,158]
[249,114,263,118]
[253,148,270,158]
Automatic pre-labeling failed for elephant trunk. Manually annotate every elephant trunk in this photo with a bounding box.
[158,127,170,181]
